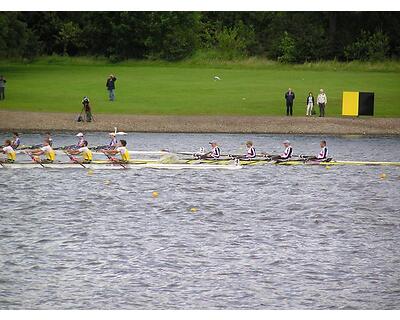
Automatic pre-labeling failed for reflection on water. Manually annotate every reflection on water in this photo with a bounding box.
[0,133,399,309]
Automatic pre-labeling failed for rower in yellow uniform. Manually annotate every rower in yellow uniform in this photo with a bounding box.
[66,140,93,163]
[1,140,17,163]
[30,139,56,163]
[102,139,130,163]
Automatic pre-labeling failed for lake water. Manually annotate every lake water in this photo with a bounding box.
[0,132,399,309]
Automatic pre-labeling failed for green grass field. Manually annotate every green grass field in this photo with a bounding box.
[0,57,399,117]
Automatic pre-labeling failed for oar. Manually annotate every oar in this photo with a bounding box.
[64,151,87,168]
[18,144,43,150]
[102,151,127,169]
[161,149,199,156]
[90,145,111,151]
[24,151,45,168]
[54,144,77,150]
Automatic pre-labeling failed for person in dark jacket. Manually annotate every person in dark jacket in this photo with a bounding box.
[284,88,295,116]
[306,92,315,116]
[106,74,117,101]
[0,75,6,100]
[82,96,93,122]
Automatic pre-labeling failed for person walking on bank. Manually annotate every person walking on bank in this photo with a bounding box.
[285,88,295,116]
[0,75,6,100]
[306,92,315,116]
[106,74,117,101]
[317,89,328,117]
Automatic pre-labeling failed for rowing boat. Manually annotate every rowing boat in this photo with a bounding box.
[180,158,400,166]
[0,160,242,170]
[1,158,399,170]
[14,147,399,167]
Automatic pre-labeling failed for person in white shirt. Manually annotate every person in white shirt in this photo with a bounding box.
[66,140,93,163]
[30,140,56,163]
[109,133,118,148]
[268,140,293,161]
[201,142,221,159]
[317,89,328,117]
[1,140,16,163]
[44,132,53,147]
[306,92,315,116]
[103,140,130,163]
[76,132,85,148]
[243,141,256,159]
[11,132,21,149]
[307,140,329,161]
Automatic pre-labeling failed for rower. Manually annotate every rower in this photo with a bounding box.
[103,139,130,163]
[11,132,21,149]
[201,141,221,159]
[243,141,256,159]
[270,140,293,161]
[30,139,56,163]
[109,133,118,148]
[1,140,16,163]
[307,140,329,161]
[66,140,93,163]
[76,132,85,148]
[44,132,53,147]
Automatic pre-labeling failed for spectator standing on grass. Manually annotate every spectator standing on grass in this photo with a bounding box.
[284,88,295,116]
[317,89,328,117]
[306,92,315,116]
[106,74,117,101]
[0,75,6,100]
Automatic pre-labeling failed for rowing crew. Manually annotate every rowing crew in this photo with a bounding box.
[197,140,329,162]
[1,138,130,164]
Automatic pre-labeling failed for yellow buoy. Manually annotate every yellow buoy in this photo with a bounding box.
[87,169,94,175]
[152,191,159,198]
[379,173,387,179]
[190,207,198,213]
[325,166,331,170]
[104,180,110,185]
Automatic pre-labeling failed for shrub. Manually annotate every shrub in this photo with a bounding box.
[344,30,390,61]
[277,31,296,63]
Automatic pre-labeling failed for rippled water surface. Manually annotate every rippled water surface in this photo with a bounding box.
[0,133,399,309]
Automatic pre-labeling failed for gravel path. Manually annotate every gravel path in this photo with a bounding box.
[0,110,399,134]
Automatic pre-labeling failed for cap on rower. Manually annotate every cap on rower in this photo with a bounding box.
[76,132,84,137]
[283,140,290,144]
[209,141,217,144]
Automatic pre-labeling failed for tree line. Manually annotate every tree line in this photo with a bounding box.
[1,12,399,63]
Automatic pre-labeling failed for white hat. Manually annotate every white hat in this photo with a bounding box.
[76,132,84,137]
[283,140,290,144]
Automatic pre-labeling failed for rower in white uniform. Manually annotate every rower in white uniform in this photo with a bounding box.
[11,133,21,149]
[109,133,118,148]
[241,141,256,159]
[66,140,93,163]
[76,132,85,148]
[307,140,329,161]
[201,141,221,159]
[1,140,17,163]
[270,140,293,161]
[102,140,130,163]
[44,132,53,147]
[30,139,56,163]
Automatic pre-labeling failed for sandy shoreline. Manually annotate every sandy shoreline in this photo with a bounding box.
[0,110,399,135]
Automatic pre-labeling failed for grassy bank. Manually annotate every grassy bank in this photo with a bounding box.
[0,56,399,117]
